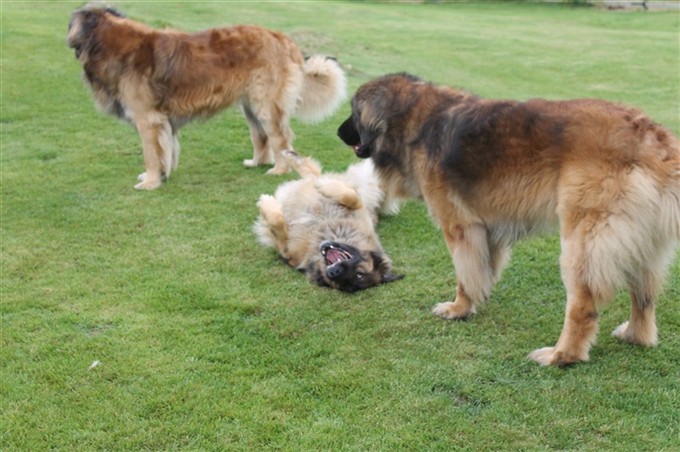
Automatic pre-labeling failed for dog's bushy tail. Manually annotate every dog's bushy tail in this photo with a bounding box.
[580,131,680,303]
[294,56,347,123]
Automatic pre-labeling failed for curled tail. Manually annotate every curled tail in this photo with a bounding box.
[294,55,347,123]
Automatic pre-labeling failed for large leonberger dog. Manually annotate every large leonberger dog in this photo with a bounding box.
[254,150,402,292]
[338,73,680,366]
[67,4,346,190]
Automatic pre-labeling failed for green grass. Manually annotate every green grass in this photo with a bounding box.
[2,1,679,450]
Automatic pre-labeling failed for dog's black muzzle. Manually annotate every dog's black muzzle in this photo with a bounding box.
[319,241,365,291]
[337,116,373,158]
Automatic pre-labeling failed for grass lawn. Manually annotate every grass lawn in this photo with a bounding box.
[2,1,679,450]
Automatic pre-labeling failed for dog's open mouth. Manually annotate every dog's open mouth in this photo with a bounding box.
[321,242,353,267]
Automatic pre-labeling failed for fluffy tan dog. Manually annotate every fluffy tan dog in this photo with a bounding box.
[254,151,402,292]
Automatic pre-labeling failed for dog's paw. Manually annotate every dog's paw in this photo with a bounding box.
[266,165,290,175]
[611,321,658,346]
[431,301,475,320]
[134,178,162,190]
[527,347,558,366]
[257,194,278,211]
[138,171,167,182]
[281,149,300,160]
[527,347,585,367]
[315,179,342,198]
[315,179,363,209]
[243,159,259,168]
[611,321,631,342]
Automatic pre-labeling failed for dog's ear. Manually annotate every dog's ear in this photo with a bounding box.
[68,8,100,51]
[104,6,126,18]
[371,252,404,284]
[68,5,125,48]
[382,272,404,284]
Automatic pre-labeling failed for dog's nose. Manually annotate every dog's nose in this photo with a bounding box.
[327,265,344,280]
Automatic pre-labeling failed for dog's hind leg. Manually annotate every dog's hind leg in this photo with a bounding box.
[242,104,274,168]
[611,255,671,346]
[528,273,600,367]
[243,92,295,174]
[170,122,181,173]
[134,113,173,190]
[528,219,605,366]
[612,286,657,346]
[432,223,496,320]
[489,239,512,287]
[264,118,294,175]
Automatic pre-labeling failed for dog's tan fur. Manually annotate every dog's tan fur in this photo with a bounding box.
[338,73,680,366]
[254,151,401,292]
[68,4,346,189]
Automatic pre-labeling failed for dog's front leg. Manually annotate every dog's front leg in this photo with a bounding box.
[315,179,363,210]
[134,117,166,190]
[432,223,495,320]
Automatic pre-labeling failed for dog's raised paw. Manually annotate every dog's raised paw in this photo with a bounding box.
[257,194,278,211]
[315,179,342,198]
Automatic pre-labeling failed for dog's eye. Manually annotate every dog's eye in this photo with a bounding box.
[356,272,364,279]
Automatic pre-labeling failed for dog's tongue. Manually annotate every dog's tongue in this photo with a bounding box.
[326,248,344,264]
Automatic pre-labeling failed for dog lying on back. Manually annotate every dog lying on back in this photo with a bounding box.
[254,151,402,292]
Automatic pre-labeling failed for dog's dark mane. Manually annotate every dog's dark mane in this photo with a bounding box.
[449,103,564,194]
[401,79,568,195]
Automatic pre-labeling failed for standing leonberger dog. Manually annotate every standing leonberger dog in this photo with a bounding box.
[338,73,680,366]
[254,150,402,292]
[67,4,346,190]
